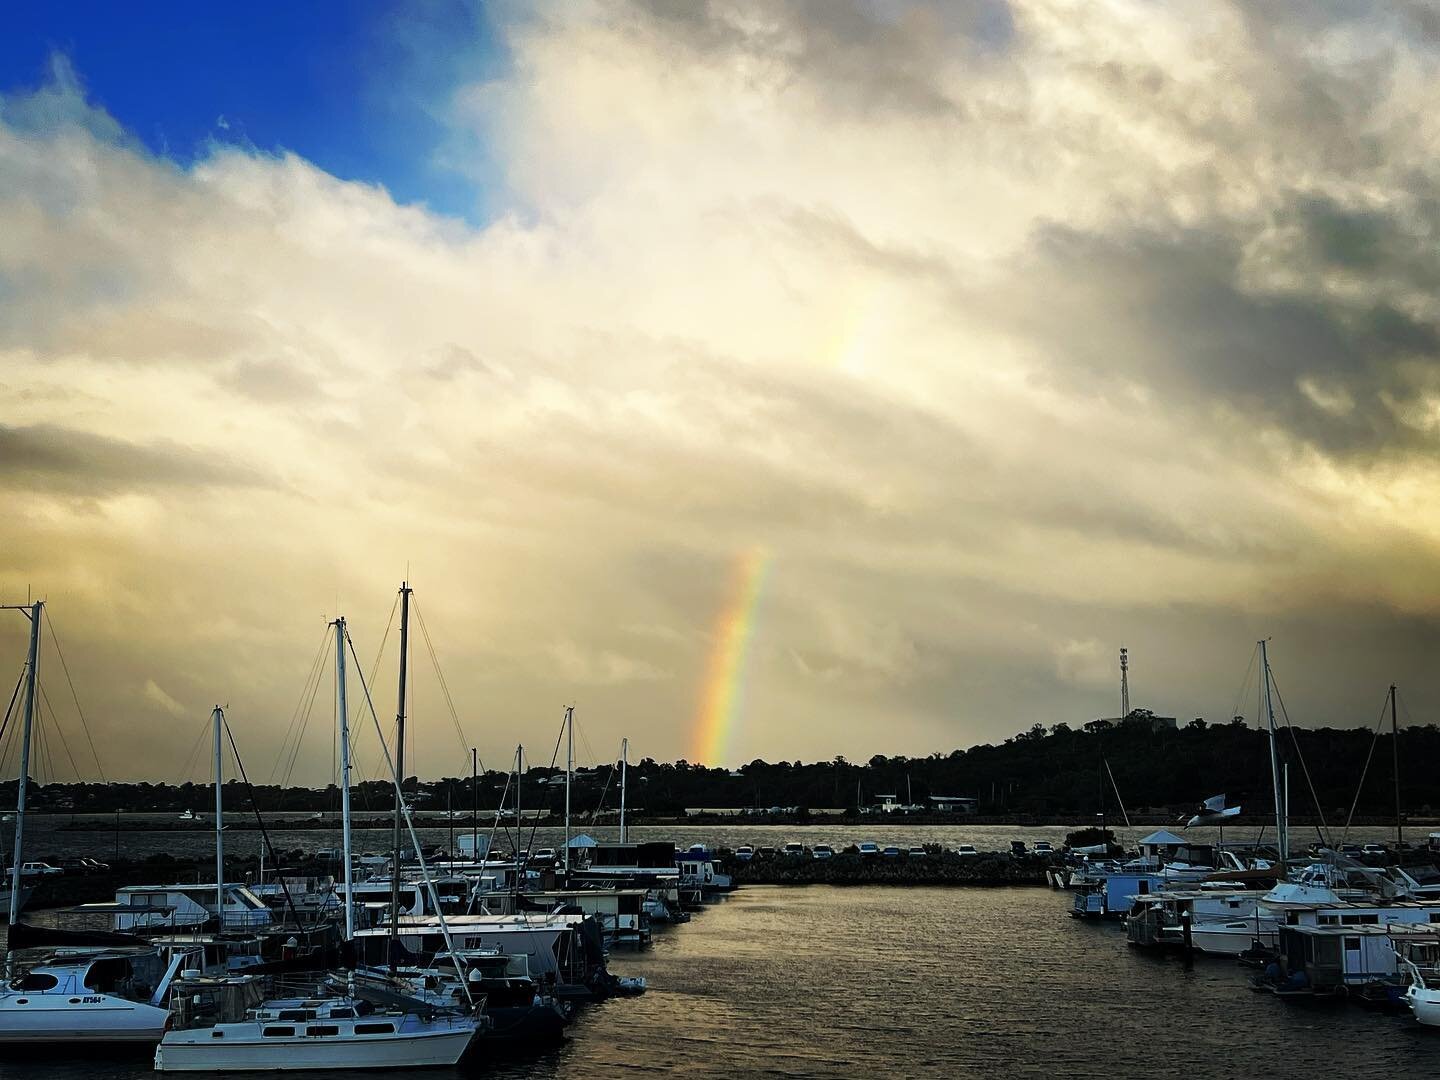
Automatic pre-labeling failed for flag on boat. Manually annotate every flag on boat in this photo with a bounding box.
[1184,793,1241,828]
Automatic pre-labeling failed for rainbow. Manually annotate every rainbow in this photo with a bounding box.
[690,548,771,766]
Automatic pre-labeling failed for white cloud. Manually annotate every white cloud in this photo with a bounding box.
[5,3,1440,775]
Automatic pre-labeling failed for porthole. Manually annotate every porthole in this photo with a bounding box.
[69,998,81,1004]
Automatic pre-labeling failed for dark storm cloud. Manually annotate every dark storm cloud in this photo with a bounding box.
[0,423,269,494]
[989,222,1440,458]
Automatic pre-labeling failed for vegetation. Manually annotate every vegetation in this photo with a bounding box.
[1,714,1426,821]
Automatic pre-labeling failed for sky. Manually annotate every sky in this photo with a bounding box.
[4,1,1440,784]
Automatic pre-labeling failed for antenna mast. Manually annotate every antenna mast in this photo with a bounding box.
[1120,647,1130,718]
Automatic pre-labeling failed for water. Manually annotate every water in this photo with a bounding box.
[5,886,1440,1078]
[11,815,1415,863]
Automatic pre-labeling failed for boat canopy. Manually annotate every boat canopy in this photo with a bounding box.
[567,834,599,848]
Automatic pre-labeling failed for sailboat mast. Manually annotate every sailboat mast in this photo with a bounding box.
[1391,683,1402,850]
[335,616,355,941]
[388,582,412,971]
[471,747,478,862]
[619,738,628,844]
[7,600,41,927]
[213,706,224,931]
[513,744,522,897]
[1259,640,1287,864]
[564,706,574,874]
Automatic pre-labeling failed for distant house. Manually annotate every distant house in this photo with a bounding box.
[929,796,978,814]
[1091,709,1177,733]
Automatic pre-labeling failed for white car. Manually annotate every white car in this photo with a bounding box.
[812,844,835,860]
[954,844,979,857]
[12,861,63,876]
[857,842,880,857]
[1362,843,1387,856]
[782,843,806,857]
[907,846,928,857]
[735,845,755,861]
[1032,841,1055,856]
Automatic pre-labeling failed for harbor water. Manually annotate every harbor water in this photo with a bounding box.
[5,885,1440,1079]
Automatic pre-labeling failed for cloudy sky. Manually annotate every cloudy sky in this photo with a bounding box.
[3,1,1440,783]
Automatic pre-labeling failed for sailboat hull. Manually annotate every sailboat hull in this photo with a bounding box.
[0,993,170,1043]
[155,1017,478,1071]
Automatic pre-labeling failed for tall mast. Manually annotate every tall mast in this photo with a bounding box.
[1391,684,1402,850]
[334,616,354,941]
[1120,646,1130,718]
[471,747,478,862]
[619,738,628,844]
[213,705,224,931]
[1259,640,1287,864]
[513,744,522,898]
[7,600,42,927]
[563,706,575,874]
[388,581,412,971]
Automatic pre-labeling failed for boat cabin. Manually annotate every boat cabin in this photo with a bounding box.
[107,884,273,932]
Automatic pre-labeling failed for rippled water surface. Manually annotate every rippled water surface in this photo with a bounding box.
[5,886,1440,1079]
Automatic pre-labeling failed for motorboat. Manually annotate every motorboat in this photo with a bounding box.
[0,948,186,1044]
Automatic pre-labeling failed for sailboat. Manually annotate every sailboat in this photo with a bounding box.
[155,598,484,1070]
[0,600,181,1045]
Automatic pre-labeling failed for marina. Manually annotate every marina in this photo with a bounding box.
[8,4,1440,1074]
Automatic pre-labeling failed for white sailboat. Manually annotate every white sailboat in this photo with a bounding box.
[0,949,184,1044]
[156,599,484,1071]
[0,600,185,1045]
[154,983,479,1071]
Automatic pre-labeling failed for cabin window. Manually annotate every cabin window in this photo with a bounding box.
[1319,915,1338,925]
[11,973,57,991]
[1344,937,1361,952]
[277,1010,308,1022]
[212,1032,224,1038]
[355,1023,394,1035]
[306,1025,340,1037]
[329,1008,355,1019]
[262,1027,295,1037]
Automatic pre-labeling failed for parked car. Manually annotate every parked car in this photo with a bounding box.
[782,843,806,858]
[529,848,557,863]
[954,844,979,857]
[857,842,880,857]
[735,845,755,861]
[1032,841,1055,856]
[59,857,108,874]
[812,844,835,860]
[11,861,62,876]
[1362,843,1387,856]
[881,846,902,858]
[756,846,777,859]
[907,846,928,857]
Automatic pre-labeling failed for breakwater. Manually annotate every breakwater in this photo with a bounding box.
[725,851,1051,887]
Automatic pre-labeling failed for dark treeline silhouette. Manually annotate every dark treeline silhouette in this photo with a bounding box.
[2,713,1430,821]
